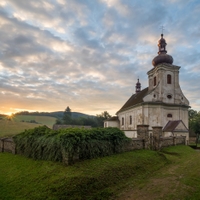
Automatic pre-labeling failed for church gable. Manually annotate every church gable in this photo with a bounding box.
[175,121,188,132]
[163,120,188,132]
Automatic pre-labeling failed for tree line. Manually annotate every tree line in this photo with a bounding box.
[56,106,111,127]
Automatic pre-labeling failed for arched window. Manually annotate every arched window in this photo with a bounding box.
[154,76,156,86]
[122,117,124,126]
[130,116,132,125]
[167,114,172,118]
[167,74,171,84]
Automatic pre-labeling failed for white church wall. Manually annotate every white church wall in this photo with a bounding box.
[118,106,143,130]
[104,121,119,128]
[163,132,173,137]
[141,104,189,130]
[145,105,162,128]
[146,64,189,107]
[174,132,189,141]
[123,130,137,138]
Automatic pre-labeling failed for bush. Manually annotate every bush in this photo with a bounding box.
[13,126,130,163]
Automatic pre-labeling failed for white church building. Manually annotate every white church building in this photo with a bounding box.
[104,34,190,141]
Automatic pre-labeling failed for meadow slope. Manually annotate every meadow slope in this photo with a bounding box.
[0,146,200,200]
[0,115,56,137]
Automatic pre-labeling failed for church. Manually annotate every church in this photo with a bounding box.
[104,34,190,141]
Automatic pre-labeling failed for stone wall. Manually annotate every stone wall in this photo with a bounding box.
[176,136,186,145]
[124,138,144,151]
[154,136,186,148]
[137,125,149,149]
[189,137,196,144]
[53,124,91,130]
[0,128,187,165]
[0,138,16,154]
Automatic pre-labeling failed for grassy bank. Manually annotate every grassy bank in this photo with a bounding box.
[0,146,199,200]
[117,145,200,200]
[0,149,167,200]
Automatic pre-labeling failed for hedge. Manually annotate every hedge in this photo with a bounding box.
[13,126,130,163]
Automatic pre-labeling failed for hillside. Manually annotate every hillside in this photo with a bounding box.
[14,111,94,119]
[13,115,57,127]
[0,120,40,137]
[0,110,98,137]
[0,146,200,200]
[0,115,57,137]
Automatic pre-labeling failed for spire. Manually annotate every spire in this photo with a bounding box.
[135,79,141,93]
[158,34,167,54]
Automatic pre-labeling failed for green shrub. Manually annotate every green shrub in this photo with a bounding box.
[13,126,130,163]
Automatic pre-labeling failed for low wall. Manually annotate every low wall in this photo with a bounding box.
[189,137,196,144]
[124,138,144,151]
[53,125,91,130]
[0,138,16,154]
[0,135,187,165]
[160,136,186,148]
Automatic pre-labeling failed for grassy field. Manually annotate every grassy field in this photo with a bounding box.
[0,115,57,137]
[0,120,40,137]
[13,115,57,127]
[0,145,200,200]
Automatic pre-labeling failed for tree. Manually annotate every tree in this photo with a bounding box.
[63,106,72,125]
[96,111,112,127]
[189,109,200,146]
[55,119,62,125]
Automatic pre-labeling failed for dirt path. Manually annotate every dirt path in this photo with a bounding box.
[116,152,198,200]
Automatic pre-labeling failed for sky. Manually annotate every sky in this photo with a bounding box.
[0,0,200,116]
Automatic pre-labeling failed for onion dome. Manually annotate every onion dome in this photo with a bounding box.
[152,34,173,67]
[135,79,141,93]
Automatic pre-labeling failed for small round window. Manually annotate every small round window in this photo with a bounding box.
[167,94,172,99]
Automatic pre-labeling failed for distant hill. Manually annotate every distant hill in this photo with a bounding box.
[14,111,95,119]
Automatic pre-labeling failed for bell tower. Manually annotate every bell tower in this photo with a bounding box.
[144,34,189,106]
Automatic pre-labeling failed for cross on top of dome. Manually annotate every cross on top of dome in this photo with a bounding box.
[158,33,167,54]
[152,33,173,67]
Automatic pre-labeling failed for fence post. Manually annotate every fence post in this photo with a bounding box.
[137,125,149,149]
[173,136,176,146]
[0,138,3,152]
[152,126,163,150]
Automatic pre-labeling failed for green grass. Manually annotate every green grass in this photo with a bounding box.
[1,145,200,200]
[0,149,168,200]
[0,120,40,137]
[0,115,57,137]
[0,146,200,200]
[13,115,57,127]
[117,145,200,200]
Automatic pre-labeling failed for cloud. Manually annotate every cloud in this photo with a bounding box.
[0,0,200,115]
